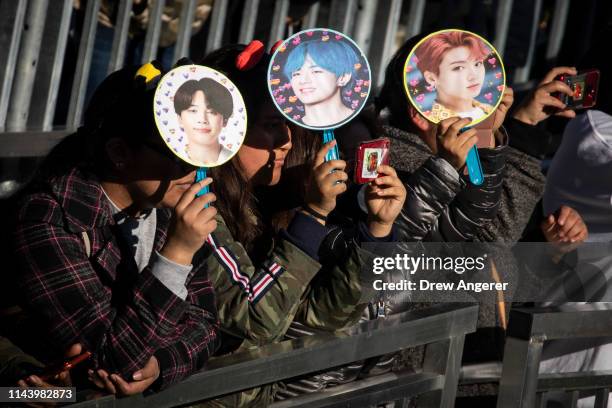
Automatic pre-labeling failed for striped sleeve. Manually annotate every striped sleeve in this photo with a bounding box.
[204,225,321,345]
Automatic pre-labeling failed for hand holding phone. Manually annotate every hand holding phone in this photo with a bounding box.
[554,69,600,110]
[38,351,91,382]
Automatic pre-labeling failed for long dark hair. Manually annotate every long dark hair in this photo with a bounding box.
[202,45,271,252]
[34,66,158,182]
[202,44,323,256]
[376,34,426,134]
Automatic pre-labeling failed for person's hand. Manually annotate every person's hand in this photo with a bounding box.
[365,165,406,237]
[513,66,577,126]
[17,344,83,408]
[541,205,588,244]
[436,117,478,170]
[17,343,82,389]
[161,178,217,265]
[303,140,348,223]
[492,87,514,131]
[88,356,160,396]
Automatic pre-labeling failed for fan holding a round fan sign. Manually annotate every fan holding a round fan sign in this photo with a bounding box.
[154,64,247,197]
[403,29,506,185]
[268,28,371,161]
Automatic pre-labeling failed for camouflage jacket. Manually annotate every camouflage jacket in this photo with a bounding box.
[206,215,372,350]
[203,216,375,407]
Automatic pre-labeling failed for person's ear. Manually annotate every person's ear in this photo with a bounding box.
[423,71,437,88]
[105,137,133,171]
[408,105,430,132]
[337,73,352,87]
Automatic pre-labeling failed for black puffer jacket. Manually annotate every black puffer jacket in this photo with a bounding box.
[384,125,507,242]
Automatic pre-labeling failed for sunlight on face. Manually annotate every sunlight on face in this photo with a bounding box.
[430,46,485,104]
[178,90,225,147]
[289,54,340,105]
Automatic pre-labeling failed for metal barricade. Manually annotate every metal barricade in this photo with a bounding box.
[0,0,572,197]
[497,305,612,408]
[67,303,479,408]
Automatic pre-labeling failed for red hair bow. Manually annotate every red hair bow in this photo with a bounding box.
[236,40,265,71]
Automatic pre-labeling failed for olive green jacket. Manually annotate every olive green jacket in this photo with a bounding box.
[203,216,372,407]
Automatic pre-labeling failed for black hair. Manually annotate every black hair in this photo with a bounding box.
[36,65,161,179]
[376,34,426,134]
[201,44,271,120]
[173,78,234,120]
[199,45,271,250]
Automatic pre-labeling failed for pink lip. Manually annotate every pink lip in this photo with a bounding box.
[299,87,315,94]
[467,83,481,90]
[194,128,211,133]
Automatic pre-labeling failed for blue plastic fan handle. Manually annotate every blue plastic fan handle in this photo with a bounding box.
[195,167,210,207]
[323,129,339,162]
[466,145,484,185]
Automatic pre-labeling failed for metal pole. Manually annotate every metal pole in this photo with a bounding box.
[141,0,166,63]
[497,336,545,407]
[268,0,289,49]
[6,0,49,132]
[108,0,133,73]
[173,0,197,62]
[328,0,358,35]
[304,2,320,29]
[205,0,229,54]
[376,0,402,88]
[545,0,570,60]
[238,0,260,44]
[66,0,101,130]
[513,0,543,84]
[405,0,426,38]
[494,0,514,57]
[353,0,377,55]
[28,0,73,131]
[0,0,27,131]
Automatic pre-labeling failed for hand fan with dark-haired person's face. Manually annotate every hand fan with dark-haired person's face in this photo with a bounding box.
[154,64,247,197]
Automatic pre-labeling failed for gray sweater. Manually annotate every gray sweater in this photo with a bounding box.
[382,125,546,243]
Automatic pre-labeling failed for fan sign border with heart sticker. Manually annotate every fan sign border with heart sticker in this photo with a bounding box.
[403,29,506,128]
[268,28,372,131]
[153,64,247,168]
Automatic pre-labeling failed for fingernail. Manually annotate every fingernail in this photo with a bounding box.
[133,372,142,381]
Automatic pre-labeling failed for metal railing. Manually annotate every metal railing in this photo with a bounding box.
[67,303,479,408]
[497,304,612,408]
[0,0,572,196]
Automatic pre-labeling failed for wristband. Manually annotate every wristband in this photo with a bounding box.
[301,205,328,222]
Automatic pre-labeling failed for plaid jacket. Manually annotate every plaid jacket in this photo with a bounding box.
[11,166,220,389]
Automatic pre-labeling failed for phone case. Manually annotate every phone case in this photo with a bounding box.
[355,138,390,184]
[554,69,600,109]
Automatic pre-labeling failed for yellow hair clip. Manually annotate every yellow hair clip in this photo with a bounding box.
[135,62,162,86]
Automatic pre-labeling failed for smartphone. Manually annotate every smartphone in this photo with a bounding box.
[38,351,92,381]
[554,69,600,109]
[354,138,390,184]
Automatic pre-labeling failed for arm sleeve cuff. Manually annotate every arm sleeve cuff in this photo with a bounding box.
[358,221,397,242]
[280,212,328,260]
[505,117,552,159]
[150,251,193,300]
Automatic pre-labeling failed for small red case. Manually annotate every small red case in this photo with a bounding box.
[354,138,391,184]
